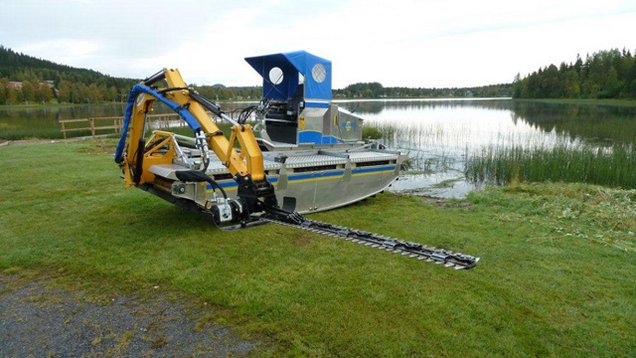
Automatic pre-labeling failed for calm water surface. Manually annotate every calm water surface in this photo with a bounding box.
[0,102,250,140]
[338,99,636,197]
[2,99,635,197]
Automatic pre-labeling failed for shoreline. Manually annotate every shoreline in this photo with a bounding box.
[3,97,636,108]
[512,98,636,107]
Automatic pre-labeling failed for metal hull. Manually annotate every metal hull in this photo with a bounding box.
[148,144,405,214]
[222,163,399,214]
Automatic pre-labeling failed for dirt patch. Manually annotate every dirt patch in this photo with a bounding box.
[0,274,260,357]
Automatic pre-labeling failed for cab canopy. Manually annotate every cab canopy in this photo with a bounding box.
[245,50,332,103]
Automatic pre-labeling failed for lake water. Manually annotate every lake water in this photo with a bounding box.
[0,102,249,140]
[2,99,635,197]
[338,99,636,197]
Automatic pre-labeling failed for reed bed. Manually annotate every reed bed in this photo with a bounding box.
[464,144,636,189]
[363,120,636,189]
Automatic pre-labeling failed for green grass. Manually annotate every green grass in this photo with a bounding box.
[513,98,636,107]
[465,144,636,189]
[362,125,383,139]
[1,140,635,356]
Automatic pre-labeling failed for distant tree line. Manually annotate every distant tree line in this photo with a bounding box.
[333,82,511,99]
[193,85,261,101]
[513,49,636,99]
[1,44,515,105]
[0,45,266,105]
[0,45,137,104]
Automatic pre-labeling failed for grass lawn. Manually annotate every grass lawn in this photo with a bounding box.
[1,140,635,356]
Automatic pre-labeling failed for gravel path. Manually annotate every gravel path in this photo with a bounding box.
[0,274,260,357]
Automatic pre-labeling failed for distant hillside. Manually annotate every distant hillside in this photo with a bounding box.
[334,82,511,99]
[194,85,261,101]
[1,45,512,105]
[0,45,265,104]
[0,45,134,85]
[513,49,636,99]
[0,45,137,104]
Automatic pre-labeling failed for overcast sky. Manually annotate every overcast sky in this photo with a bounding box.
[1,0,635,88]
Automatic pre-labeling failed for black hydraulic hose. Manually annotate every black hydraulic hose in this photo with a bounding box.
[202,157,210,173]
[238,106,257,124]
[189,91,223,117]
[174,170,227,200]
[206,179,228,200]
[143,70,166,87]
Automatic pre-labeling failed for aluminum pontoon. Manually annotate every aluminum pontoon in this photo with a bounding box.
[144,51,405,213]
[114,51,479,269]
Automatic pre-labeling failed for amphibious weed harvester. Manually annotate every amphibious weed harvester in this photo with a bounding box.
[114,51,479,269]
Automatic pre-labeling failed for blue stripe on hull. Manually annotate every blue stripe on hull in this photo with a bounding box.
[206,177,278,190]
[352,165,396,174]
[305,102,329,108]
[205,165,395,190]
[298,131,341,144]
[288,170,345,181]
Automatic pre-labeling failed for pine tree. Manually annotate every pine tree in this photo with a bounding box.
[512,48,636,99]
[0,78,7,105]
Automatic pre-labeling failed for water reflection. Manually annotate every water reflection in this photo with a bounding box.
[337,98,513,114]
[342,98,636,148]
[510,101,636,146]
[337,99,636,197]
[2,99,634,197]
[0,102,253,140]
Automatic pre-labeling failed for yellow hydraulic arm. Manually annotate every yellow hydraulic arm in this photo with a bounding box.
[117,68,266,187]
[115,68,280,224]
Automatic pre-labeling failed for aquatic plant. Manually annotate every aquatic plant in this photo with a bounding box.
[464,143,636,189]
